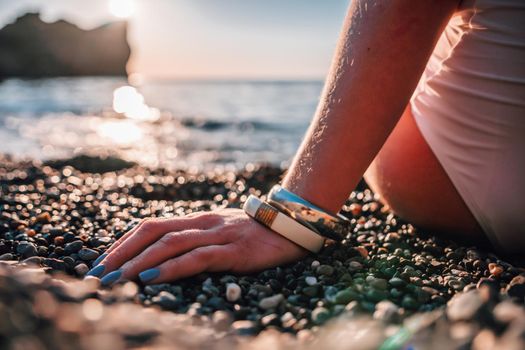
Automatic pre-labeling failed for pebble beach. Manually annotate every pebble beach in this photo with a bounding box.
[1,154,524,350]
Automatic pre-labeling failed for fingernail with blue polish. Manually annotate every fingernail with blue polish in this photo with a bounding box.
[86,265,105,278]
[100,269,122,286]
[92,253,108,267]
[139,268,160,283]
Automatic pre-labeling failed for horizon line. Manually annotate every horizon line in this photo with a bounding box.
[1,75,327,83]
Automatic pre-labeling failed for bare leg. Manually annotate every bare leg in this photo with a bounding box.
[365,105,489,245]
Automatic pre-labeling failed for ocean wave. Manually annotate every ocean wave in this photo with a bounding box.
[179,117,295,132]
[0,78,317,169]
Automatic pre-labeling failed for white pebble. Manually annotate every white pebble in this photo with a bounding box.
[226,283,242,302]
[82,276,101,291]
[305,276,317,286]
[311,260,320,268]
[373,300,399,322]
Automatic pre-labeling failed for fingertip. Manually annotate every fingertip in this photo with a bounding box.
[138,268,161,284]
[100,269,123,287]
[92,253,108,267]
[86,265,105,278]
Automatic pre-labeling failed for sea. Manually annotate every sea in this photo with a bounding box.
[0,77,324,170]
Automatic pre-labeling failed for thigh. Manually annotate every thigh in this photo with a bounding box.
[364,105,489,245]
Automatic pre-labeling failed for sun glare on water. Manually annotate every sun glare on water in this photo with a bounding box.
[112,86,160,121]
[97,120,144,145]
[109,0,136,19]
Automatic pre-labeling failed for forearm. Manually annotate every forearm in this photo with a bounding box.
[282,0,458,214]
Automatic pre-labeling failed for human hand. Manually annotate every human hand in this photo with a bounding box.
[86,208,308,285]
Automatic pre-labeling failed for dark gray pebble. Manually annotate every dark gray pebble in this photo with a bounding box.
[64,240,84,254]
[74,263,89,276]
[506,274,525,299]
[0,253,14,261]
[78,248,99,261]
[17,242,38,258]
[22,256,42,265]
[316,265,334,276]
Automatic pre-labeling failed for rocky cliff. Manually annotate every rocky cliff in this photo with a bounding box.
[0,13,130,77]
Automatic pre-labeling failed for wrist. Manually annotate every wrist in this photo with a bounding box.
[266,185,348,242]
[243,195,325,253]
[281,174,343,215]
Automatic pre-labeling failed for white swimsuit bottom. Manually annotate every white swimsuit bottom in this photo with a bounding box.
[410,0,525,255]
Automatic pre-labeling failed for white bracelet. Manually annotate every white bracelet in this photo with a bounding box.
[243,195,325,253]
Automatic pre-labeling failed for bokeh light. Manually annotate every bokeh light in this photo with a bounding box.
[97,120,144,145]
[108,0,136,19]
[112,86,160,121]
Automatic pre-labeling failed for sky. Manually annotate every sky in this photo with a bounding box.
[0,0,349,79]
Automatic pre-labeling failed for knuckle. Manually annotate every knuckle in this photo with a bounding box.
[140,218,156,230]
[138,218,164,236]
[185,212,224,230]
[210,227,231,242]
[198,212,221,223]
[158,231,177,246]
[140,217,152,225]
[107,249,123,265]
[191,247,213,264]
[178,228,200,237]
[121,259,136,272]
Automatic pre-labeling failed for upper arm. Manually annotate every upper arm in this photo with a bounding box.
[336,0,460,84]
